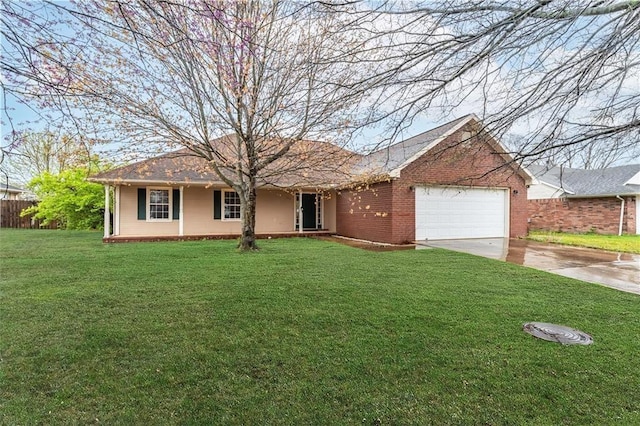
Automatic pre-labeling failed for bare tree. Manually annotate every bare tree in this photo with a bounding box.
[2,1,372,250]
[334,0,640,168]
[1,130,95,185]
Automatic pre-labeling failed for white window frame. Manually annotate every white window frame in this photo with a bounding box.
[222,190,241,221]
[147,187,172,222]
[318,195,324,229]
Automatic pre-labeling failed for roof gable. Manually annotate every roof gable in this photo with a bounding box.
[355,114,533,183]
[625,170,640,185]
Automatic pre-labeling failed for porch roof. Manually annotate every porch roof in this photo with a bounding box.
[90,138,359,189]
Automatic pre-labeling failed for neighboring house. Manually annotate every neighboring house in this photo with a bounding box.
[0,183,25,200]
[528,164,640,235]
[90,114,533,243]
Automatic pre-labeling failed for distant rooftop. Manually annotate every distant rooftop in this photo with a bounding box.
[0,183,24,193]
[528,164,640,197]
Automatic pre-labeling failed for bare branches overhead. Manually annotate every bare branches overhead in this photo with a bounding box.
[2,0,378,249]
[330,0,640,167]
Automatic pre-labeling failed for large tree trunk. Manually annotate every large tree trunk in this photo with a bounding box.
[238,183,258,251]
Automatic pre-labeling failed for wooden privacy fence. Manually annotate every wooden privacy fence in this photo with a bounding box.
[0,200,57,229]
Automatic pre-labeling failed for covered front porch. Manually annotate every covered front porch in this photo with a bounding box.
[101,184,336,240]
[102,230,333,243]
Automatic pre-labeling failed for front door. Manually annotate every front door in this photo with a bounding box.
[302,193,318,230]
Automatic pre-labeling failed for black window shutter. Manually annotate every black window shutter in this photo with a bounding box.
[213,190,221,219]
[172,189,180,220]
[137,188,146,220]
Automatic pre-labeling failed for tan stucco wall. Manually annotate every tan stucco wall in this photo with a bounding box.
[323,192,337,231]
[119,185,179,236]
[255,189,296,233]
[116,185,336,237]
[183,186,240,235]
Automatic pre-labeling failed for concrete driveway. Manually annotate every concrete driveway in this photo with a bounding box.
[419,238,640,295]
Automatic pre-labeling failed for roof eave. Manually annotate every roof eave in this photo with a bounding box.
[532,180,575,195]
[88,177,342,191]
[338,173,393,189]
[565,191,640,199]
[87,177,225,186]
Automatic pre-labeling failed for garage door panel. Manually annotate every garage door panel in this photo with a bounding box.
[415,187,507,240]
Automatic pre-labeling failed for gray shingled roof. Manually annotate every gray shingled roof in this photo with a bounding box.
[356,115,474,174]
[0,183,24,193]
[90,139,358,188]
[529,164,640,197]
[91,114,532,187]
[90,150,224,185]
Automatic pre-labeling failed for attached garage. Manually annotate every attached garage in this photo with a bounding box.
[415,186,508,240]
[336,114,532,244]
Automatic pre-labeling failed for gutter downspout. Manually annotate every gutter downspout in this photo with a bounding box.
[616,195,625,236]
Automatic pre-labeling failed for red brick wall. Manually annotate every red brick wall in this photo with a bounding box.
[336,181,395,243]
[394,124,528,242]
[528,196,637,235]
[337,122,529,244]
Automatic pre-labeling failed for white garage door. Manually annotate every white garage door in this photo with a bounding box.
[415,186,508,240]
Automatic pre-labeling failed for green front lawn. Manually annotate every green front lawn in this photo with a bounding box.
[1,230,639,424]
[528,231,640,254]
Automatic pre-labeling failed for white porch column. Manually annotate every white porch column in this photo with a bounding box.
[179,185,184,236]
[103,185,110,238]
[114,185,120,236]
[298,190,303,234]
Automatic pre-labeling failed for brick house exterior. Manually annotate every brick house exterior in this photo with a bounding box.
[91,114,533,243]
[527,164,640,235]
[337,117,530,244]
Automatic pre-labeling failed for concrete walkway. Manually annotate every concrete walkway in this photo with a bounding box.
[420,238,640,295]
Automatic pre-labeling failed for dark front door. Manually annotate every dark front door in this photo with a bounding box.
[302,193,317,230]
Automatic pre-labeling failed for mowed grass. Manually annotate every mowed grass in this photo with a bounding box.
[1,230,639,425]
[528,231,640,254]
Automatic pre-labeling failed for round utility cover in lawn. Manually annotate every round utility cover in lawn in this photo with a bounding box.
[523,322,593,345]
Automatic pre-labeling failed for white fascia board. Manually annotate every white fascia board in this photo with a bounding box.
[536,180,575,195]
[388,115,475,178]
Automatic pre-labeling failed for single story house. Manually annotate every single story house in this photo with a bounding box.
[527,164,640,235]
[90,114,533,244]
[1,183,26,200]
